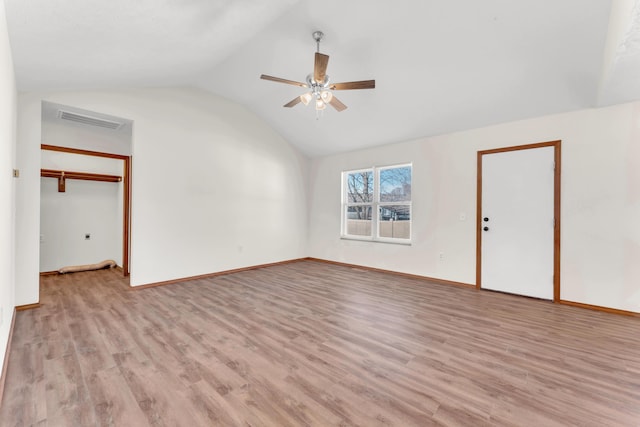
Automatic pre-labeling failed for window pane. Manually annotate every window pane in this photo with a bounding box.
[346,171,373,203]
[379,205,411,239]
[346,205,372,236]
[379,166,411,202]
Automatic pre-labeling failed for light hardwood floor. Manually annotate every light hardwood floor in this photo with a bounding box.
[1,260,639,426]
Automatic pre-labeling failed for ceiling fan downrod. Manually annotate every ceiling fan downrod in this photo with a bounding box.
[312,31,324,53]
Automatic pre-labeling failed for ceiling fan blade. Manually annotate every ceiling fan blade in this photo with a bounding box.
[329,80,376,90]
[260,74,307,88]
[283,96,302,108]
[314,53,329,83]
[329,96,347,112]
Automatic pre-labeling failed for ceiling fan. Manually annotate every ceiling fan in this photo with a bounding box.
[260,31,375,113]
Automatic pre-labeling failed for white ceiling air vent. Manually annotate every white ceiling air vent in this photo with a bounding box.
[57,110,124,130]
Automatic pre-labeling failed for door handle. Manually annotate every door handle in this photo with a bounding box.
[483,226,489,231]
[484,217,489,222]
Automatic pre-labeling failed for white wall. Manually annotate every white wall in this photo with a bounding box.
[0,0,17,382]
[13,83,638,314]
[15,92,41,305]
[16,87,309,301]
[309,102,640,313]
[41,100,133,156]
[40,151,123,272]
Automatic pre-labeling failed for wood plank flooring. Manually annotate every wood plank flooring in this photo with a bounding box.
[1,260,639,426]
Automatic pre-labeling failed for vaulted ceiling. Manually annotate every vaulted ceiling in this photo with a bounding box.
[5,0,640,156]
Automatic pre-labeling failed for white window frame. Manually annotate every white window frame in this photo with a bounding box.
[341,163,412,244]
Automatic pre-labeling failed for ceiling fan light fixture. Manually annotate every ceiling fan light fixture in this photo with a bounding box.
[300,92,312,105]
[315,98,326,110]
[320,90,333,103]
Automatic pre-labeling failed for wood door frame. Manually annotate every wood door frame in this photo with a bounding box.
[41,144,132,276]
[476,140,561,301]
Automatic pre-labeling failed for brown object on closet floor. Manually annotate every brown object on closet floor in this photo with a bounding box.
[58,259,117,274]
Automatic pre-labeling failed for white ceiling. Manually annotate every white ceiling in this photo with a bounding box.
[5,0,640,157]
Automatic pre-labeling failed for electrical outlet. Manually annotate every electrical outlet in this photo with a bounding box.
[439,252,444,261]
[40,234,45,243]
[12,169,19,178]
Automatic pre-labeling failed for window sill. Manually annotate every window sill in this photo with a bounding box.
[340,236,412,246]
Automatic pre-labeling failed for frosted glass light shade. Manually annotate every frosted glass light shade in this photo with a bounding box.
[320,91,333,103]
[300,92,312,105]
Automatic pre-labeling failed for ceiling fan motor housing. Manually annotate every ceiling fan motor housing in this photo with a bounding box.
[306,73,329,88]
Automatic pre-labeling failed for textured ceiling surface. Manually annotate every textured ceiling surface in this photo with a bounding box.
[5,0,639,157]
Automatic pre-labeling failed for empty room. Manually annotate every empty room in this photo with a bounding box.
[1,0,639,426]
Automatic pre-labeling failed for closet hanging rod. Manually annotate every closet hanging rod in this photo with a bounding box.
[41,168,122,192]
[41,168,122,183]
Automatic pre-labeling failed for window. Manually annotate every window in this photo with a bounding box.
[342,164,412,242]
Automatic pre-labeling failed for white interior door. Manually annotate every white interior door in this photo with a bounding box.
[480,146,555,299]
